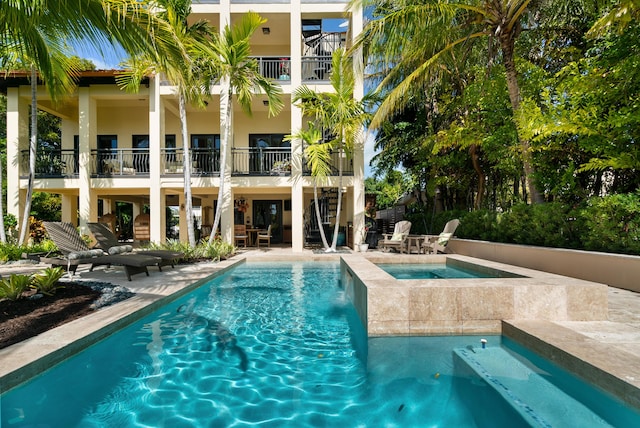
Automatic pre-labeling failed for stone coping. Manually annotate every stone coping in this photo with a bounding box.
[504,320,640,410]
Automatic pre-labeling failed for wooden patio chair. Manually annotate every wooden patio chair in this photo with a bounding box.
[422,219,460,254]
[234,225,248,247]
[378,221,412,253]
[257,225,272,248]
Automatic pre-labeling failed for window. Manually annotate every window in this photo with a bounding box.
[249,134,287,148]
[132,135,149,149]
[97,135,117,151]
[191,134,220,150]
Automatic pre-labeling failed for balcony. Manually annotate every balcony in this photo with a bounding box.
[20,149,78,178]
[232,147,291,176]
[302,150,353,176]
[252,57,290,82]
[20,147,350,179]
[161,148,220,176]
[92,149,150,177]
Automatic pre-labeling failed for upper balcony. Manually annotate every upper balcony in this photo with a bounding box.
[21,147,353,179]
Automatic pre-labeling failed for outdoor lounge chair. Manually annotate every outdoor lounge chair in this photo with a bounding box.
[41,222,162,281]
[378,221,412,253]
[421,219,460,254]
[87,222,184,269]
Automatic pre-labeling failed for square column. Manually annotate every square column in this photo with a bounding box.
[5,88,28,218]
[77,87,98,232]
[149,76,165,243]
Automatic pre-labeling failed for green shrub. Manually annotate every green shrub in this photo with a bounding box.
[31,267,65,296]
[0,274,32,301]
[148,238,235,262]
[411,192,640,255]
[579,193,640,255]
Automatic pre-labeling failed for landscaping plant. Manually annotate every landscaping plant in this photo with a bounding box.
[30,267,65,296]
[0,274,32,301]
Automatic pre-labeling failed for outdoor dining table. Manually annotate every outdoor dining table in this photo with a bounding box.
[246,228,263,246]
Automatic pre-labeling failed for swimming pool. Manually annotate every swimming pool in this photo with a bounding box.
[1,261,638,427]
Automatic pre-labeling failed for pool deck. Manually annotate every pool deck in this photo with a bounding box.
[1,246,640,408]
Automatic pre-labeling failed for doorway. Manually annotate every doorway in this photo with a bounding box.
[253,200,283,244]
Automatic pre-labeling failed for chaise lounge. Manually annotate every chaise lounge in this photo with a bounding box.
[87,222,184,269]
[41,222,162,281]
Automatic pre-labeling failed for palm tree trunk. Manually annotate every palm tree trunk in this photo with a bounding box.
[19,65,38,245]
[329,142,345,251]
[500,36,544,204]
[209,79,231,244]
[313,182,330,249]
[470,144,485,209]
[179,93,196,247]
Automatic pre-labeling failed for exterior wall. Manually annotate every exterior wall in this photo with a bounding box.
[447,239,640,292]
[3,1,364,250]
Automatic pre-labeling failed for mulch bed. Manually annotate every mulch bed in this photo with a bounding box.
[0,282,126,350]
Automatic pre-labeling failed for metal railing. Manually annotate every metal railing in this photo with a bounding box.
[252,57,291,81]
[92,149,150,176]
[20,149,78,178]
[232,147,291,176]
[301,56,333,81]
[161,148,220,176]
[302,150,353,176]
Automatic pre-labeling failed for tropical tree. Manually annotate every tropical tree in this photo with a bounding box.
[286,123,332,249]
[351,0,553,204]
[293,48,371,251]
[206,12,284,245]
[1,0,184,244]
[118,0,215,247]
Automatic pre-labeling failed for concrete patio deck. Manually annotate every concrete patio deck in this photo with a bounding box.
[1,246,639,408]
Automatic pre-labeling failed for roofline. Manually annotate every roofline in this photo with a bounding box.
[0,70,149,94]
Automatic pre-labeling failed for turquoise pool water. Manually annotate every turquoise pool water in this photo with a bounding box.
[1,262,638,427]
[377,262,523,279]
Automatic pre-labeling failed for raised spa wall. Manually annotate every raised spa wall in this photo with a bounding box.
[340,254,609,337]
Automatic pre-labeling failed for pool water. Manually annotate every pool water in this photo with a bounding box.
[1,262,638,427]
[377,262,522,279]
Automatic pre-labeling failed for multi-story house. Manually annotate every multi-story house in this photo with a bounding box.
[2,1,365,252]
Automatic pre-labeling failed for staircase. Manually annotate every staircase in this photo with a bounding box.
[304,188,339,246]
[453,346,614,427]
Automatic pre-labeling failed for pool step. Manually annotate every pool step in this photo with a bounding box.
[453,347,613,428]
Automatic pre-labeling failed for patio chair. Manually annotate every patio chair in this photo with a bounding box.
[133,213,151,243]
[87,222,184,269]
[257,225,272,248]
[422,219,460,254]
[234,225,248,247]
[378,221,412,253]
[41,222,162,281]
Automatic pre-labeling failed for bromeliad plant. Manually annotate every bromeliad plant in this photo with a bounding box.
[31,267,65,296]
[0,274,32,301]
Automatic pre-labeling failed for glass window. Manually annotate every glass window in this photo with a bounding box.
[132,135,149,149]
[249,134,287,148]
[191,134,220,150]
[97,135,117,151]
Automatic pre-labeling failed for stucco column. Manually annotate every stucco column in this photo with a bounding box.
[352,7,366,245]
[77,87,98,233]
[149,76,164,243]
[61,194,78,224]
[5,87,28,219]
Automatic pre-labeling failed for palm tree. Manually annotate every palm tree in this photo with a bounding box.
[1,0,183,244]
[293,48,371,251]
[286,124,332,249]
[118,0,215,247]
[350,0,546,203]
[206,12,284,245]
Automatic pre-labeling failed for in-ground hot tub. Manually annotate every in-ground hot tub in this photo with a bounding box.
[340,254,608,336]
